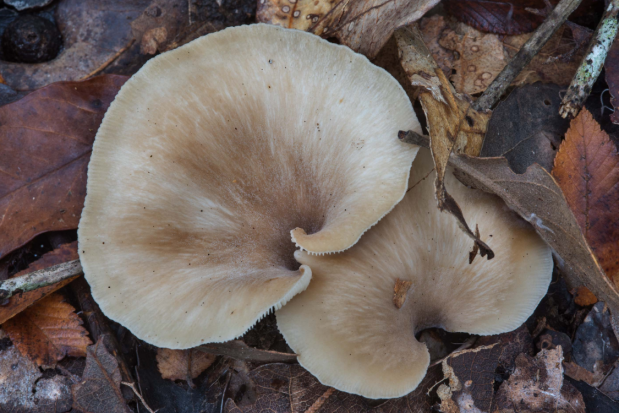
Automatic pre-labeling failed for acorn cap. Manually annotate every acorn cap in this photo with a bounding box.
[78,24,420,349]
[277,148,553,398]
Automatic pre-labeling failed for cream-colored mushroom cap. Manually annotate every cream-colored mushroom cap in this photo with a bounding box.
[78,24,420,349]
[277,148,553,399]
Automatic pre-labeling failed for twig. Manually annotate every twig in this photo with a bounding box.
[560,0,619,118]
[121,382,157,413]
[473,0,583,112]
[0,259,82,300]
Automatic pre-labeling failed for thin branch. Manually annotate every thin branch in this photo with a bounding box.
[121,382,157,413]
[560,0,619,118]
[473,0,583,112]
[0,259,82,300]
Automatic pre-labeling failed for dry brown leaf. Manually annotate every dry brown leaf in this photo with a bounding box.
[395,25,493,260]
[419,15,455,77]
[3,293,91,367]
[439,22,506,94]
[0,242,79,325]
[404,133,619,319]
[257,0,440,58]
[553,109,619,287]
[393,278,413,309]
[141,27,169,55]
[494,347,586,412]
[72,339,132,413]
[507,23,592,86]
[449,154,619,317]
[574,286,599,306]
[0,75,127,260]
[419,16,591,95]
[156,348,216,382]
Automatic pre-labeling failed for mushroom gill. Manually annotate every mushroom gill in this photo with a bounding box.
[78,24,420,349]
[276,148,553,399]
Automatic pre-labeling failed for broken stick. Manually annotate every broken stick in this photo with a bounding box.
[0,259,82,300]
[560,0,619,118]
[473,0,583,112]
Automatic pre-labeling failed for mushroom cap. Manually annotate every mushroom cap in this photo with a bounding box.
[276,148,553,399]
[78,24,419,349]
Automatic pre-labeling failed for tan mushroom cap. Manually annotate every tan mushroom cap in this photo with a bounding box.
[78,24,420,349]
[277,148,553,399]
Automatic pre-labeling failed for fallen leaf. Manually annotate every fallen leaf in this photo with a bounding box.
[553,109,619,286]
[438,344,502,412]
[506,23,592,86]
[606,37,619,125]
[0,1,139,90]
[0,75,127,260]
[0,330,73,412]
[225,362,444,412]
[402,133,619,318]
[3,293,91,367]
[574,285,599,306]
[141,27,169,55]
[419,15,455,77]
[443,0,548,35]
[494,346,586,412]
[420,16,591,94]
[439,22,506,94]
[393,278,413,309]
[572,302,619,382]
[157,348,216,382]
[395,25,493,260]
[482,83,569,173]
[72,339,132,413]
[0,241,79,325]
[599,365,619,400]
[445,153,619,320]
[198,340,298,363]
[257,0,440,58]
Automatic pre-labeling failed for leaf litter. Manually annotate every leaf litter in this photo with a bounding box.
[2,0,619,412]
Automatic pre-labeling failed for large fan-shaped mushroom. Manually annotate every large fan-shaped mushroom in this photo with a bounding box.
[78,24,420,349]
[277,148,553,399]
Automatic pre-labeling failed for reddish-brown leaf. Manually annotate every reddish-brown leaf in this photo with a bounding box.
[3,292,91,367]
[552,109,619,286]
[443,0,548,35]
[0,242,79,324]
[156,348,216,382]
[0,75,127,260]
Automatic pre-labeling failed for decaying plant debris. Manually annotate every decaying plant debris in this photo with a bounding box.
[2,0,619,412]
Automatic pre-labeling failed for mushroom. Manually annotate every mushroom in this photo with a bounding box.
[276,148,553,399]
[78,24,420,349]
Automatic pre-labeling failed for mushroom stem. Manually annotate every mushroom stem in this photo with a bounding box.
[0,259,82,301]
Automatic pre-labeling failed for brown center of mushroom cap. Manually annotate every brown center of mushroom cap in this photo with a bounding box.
[78,24,420,349]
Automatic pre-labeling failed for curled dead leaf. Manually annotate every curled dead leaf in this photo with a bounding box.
[395,25,493,260]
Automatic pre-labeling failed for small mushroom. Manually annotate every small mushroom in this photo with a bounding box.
[276,148,553,399]
[78,24,420,349]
